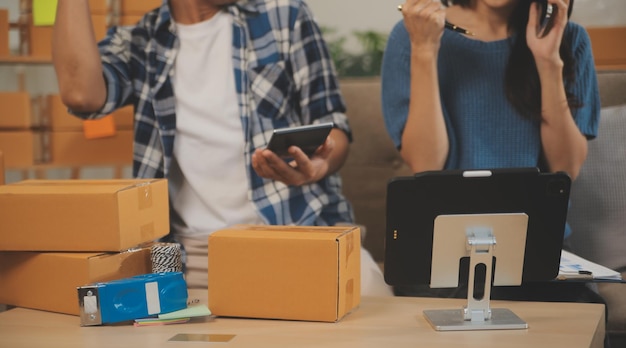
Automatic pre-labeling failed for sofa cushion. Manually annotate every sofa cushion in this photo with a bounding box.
[568,104,626,272]
[568,104,626,336]
[339,78,412,262]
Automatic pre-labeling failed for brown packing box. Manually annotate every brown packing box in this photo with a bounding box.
[47,129,133,166]
[0,179,169,251]
[208,225,361,322]
[120,0,162,15]
[0,248,151,315]
[0,9,8,56]
[119,15,143,26]
[0,130,44,167]
[0,92,33,129]
[47,95,134,131]
[28,24,52,58]
[89,0,108,14]
[90,14,109,42]
[0,151,4,185]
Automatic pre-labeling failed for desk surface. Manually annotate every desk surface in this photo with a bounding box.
[0,290,605,348]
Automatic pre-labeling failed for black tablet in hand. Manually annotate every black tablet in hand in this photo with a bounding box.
[266,122,334,157]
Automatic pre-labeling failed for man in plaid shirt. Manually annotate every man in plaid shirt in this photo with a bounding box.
[52,0,391,295]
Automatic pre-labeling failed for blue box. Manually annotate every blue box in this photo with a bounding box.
[78,272,188,326]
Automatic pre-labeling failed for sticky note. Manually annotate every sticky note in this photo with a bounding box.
[33,0,58,26]
[158,305,212,320]
[83,115,117,139]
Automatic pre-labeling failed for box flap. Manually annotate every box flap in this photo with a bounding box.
[212,224,358,241]
[1,179,163,195]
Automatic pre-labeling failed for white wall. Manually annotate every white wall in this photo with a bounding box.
[307,0,626,39]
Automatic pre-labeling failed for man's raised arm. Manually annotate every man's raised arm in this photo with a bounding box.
[52,0,107,113]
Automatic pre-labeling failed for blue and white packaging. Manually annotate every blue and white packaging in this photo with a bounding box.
[77,272,188,326]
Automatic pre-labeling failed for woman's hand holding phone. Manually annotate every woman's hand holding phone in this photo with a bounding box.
[526,0,571,68]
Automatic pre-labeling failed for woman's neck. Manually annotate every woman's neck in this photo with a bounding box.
[446,3,515,41]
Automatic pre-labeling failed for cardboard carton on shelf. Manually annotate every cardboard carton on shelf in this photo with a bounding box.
[0,92,34,129]
[0,130,44,168]
[0,179,169,252]
[118,15,143,26]
[46,129,133,166]
[119,0,162,15]
[88,0,108,14]
[47,94,134,131]
[0,151,4,185]
[0,9,8,56]
[0,248,151,315]
[208,224,361,323]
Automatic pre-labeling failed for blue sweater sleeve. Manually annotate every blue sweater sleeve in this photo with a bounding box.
[567,23,601,140]
[381,21,411,150]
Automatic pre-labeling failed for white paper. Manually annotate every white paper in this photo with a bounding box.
[558,250,622,281]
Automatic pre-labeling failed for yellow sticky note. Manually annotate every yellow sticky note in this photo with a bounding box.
[33,0,58,26]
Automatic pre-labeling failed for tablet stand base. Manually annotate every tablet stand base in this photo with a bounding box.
[424,226,528,331]
[424,308,527,331]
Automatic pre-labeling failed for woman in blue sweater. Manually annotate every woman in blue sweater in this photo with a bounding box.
[383,0,598,182]
[382,0,604,303]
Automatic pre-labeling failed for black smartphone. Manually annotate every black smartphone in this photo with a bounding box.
[532,0,574,36]
[266,122,334,158]
[532,0,552,35]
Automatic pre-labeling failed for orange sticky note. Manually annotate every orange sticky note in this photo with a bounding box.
[83,115,117,139]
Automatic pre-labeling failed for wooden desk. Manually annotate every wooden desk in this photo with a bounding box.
[0,290,605,348]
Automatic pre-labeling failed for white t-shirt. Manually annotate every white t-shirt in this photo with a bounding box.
[169,11,264,245]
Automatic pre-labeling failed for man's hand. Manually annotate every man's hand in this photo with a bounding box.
[251,137,335,186]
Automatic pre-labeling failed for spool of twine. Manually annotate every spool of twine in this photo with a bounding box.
[150,243,183,273]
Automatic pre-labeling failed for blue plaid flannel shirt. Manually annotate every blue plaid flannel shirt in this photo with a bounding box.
[79,0,354,226]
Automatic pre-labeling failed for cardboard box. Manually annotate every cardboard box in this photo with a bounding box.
[89,0,108,15]
[28,24,52,58]
[0,248,151,315]
[0,92,33,129]
[91,14,108,42]
[47,129,133,165]
[119,15,143,26]
[0,9,8,56]
[47,95,133,131]
[0,130,44,167]
[0,151,4,185]
[208,225,361,322]
[0,179,169,251]
[120,0,162,15]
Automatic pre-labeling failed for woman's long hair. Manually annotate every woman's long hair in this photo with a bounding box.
[441,0,579,121]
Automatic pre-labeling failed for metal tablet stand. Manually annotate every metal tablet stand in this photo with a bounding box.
[423,214,529,331]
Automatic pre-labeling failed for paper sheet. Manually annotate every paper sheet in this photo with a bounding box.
[558,250,622,281]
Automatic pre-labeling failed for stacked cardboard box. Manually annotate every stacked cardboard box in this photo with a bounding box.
[46,95,134,166]
[0,9,8,56]
[117,0,161,25]
[0,178,170,315]
[0,92,135,170]
[0,92,44,168]
[0,151,4,184]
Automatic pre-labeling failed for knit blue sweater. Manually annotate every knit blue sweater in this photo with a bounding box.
[381,21,601,238]
[382,21,600,170]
